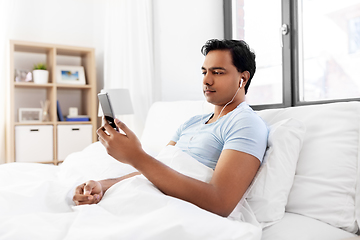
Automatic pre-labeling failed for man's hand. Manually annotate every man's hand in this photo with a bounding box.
[97,117,146,166]
[72,172,141,206]
[73,180,104,205]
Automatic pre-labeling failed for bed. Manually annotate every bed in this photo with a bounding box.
[0,141,261,240]
[1,100,359,240]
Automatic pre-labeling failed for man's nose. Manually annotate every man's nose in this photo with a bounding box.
[203,73,213,86]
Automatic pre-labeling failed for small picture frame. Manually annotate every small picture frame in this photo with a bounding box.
[19,108,43,122]
[15,69,32,82]
[56,65,86,85]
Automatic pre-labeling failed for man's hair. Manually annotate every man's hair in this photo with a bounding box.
[201,39,256,94]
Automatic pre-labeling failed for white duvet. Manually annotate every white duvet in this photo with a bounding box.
[0,142,261,240]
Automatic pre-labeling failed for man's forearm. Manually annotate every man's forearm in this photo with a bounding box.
[130,150,258,218]
[99,172,141,193]
[131,153,225,216]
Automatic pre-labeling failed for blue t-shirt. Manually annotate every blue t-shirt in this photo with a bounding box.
[171,102,268,170]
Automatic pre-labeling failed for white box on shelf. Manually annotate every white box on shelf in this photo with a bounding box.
[15,125,53,163]
[57,124,93,160]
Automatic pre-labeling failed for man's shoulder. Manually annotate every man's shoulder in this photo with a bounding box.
[232,104,263,121]
[227,106,268,131]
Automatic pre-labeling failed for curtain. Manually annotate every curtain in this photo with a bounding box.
[104,0,154,138]
[0,0,12,164]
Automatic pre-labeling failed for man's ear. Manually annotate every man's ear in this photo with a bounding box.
[239,71,250,88]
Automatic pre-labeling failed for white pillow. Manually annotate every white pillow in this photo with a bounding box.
[141,101,213,157]
[258,102,360,233]
[246,118,306,227]
[283,102,359,233]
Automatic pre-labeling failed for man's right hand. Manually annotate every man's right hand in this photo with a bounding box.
[73,180,104,205]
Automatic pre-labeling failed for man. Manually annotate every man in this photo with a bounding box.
[73,39,268,218]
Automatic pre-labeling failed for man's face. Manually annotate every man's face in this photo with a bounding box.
[201,50,241,106]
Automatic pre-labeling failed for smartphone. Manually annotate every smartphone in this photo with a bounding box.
[98,92,118,131]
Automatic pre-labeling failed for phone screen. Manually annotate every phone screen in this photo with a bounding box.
[98,92,118,130]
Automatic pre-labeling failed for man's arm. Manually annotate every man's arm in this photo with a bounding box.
[167,141,176,146]
[98,118,260,217]
[134,148,258,217]
[73,141,177,205]
[73,172,141,205]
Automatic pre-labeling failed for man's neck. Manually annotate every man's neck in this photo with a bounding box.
[209,99,245,124]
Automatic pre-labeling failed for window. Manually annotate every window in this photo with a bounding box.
[225,0,360,109]
[230,0,283,106]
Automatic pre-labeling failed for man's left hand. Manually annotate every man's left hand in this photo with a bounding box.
[97,117,145,165]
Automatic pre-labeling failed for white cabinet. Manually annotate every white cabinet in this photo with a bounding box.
[15,125,53,163]
[57,124,93,161]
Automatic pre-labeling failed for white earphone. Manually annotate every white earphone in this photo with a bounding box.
[240,79,244,88]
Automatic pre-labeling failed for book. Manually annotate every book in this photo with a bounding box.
[66,118,90,122]
[66,115,90,121]
[57,100,64,121]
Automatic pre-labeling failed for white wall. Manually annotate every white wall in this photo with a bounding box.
[7,0,224,134]
[10,0,92,46]
[9,0,105,93]
[9,0,224,102]
[92,0,106,95]
[153,0,224,102]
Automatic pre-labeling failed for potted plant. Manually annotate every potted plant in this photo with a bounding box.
[33,63,49,84]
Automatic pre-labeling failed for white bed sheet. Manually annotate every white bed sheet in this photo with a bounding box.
[0,142,261,240]
[261,212,357,240]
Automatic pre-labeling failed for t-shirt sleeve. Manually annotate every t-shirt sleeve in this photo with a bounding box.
[170,123,183,143]
[223,112,268,163]
[170,115,196,143]
[170,115,206,143]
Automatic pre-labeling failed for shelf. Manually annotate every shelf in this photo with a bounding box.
[56,47,91,57]
[7,40,97,164]
[14,43,53,54]
[14,121,93,126]
[15,122,55,126]
[14,82,92,89]
[56,84,91,89]
[57,121,92,125]
[14,82,54,88]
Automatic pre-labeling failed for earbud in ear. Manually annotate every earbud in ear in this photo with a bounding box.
[240,79,244,88]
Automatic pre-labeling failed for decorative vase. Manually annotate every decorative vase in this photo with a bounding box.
[33,70,49,84]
